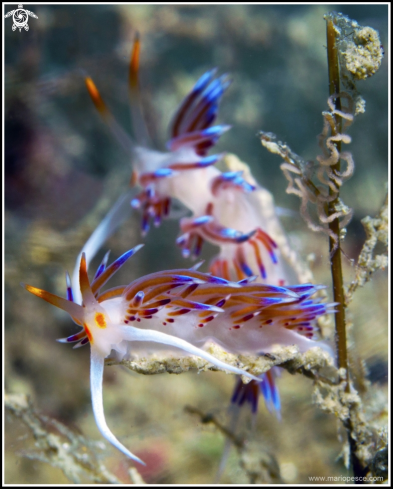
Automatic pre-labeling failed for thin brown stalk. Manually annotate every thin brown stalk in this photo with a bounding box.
[326,15,368,482]
[326,18,349,389]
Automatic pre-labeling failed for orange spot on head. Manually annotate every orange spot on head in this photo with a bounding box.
[84,324,93,344]
[95,312,107,329]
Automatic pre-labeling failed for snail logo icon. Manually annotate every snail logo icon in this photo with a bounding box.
[4,4,38,32]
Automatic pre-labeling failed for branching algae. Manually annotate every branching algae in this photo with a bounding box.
[260,12,387,481]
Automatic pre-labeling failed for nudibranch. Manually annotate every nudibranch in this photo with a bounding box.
[23,246,336,464]
[78,34,291,304]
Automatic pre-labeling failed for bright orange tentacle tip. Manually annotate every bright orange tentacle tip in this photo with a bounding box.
[79,253,97,306]
[129,32,140,90]
[85,77,108,116]
[21,283,84,320]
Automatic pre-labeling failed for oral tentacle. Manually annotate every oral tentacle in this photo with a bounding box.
[90,348,146,465]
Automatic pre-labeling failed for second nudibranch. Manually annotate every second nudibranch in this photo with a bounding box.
[23,246,336,464]
[82,35,290,295]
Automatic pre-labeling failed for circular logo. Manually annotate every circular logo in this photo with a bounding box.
[12,8,29,31]
[5,5,38,32]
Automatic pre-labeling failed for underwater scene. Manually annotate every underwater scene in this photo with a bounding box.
[4,4,388,484]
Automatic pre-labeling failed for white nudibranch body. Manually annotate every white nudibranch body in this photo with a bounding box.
[23,245,336,464]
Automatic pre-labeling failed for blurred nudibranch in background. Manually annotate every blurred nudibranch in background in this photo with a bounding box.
[78,33,294,300]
